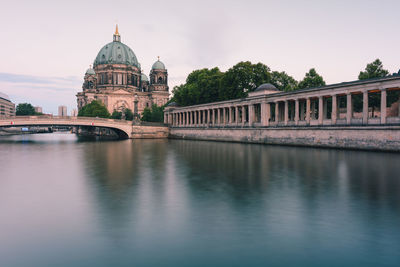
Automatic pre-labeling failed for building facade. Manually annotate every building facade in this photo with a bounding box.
[58,105,67,117]
[76,25,169,116]
[0,92,15,118]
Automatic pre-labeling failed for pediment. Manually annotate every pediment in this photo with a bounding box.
[112,89,132,95]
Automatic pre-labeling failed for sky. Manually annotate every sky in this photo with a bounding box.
[0,0,399,114]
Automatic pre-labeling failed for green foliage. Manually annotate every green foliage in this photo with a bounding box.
[111,110,122,120]
[141,104,164,122]
[171,61,278,106]
[124,108,134,121]
[78,100,110,118]
[358,59,389,80]
[270,71,298,91]
[220,61,271,99]
[172,68,223,106]
[16,103,35,116]
[298,68,326,90]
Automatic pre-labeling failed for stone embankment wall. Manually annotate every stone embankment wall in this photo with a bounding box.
[131,125,169,139]
[169,126,400,152]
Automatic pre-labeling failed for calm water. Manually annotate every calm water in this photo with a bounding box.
[0,133,399,267]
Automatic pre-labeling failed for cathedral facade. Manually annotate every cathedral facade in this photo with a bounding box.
[76,26,169,116]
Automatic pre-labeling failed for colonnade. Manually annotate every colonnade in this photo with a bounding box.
[165,77,400,128]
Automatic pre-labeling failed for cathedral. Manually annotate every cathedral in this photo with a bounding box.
[76,25,169,116]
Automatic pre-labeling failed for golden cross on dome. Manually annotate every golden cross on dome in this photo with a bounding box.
[158,56,160,61]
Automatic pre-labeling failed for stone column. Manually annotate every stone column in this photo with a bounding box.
[275,102,279,123]
[300,100,304,120]
[306,98,311,125]
[235,106,239,125]
[332,95,337,125]
[284,101,289,125]
[295,99,299,125]
[207,110,211,126]
[381,89,387,124]
[216,108,220,125]
[318,96,323,125]
[261,102,268,126]
[248,104,254,126]
[363,91,369,124]
[323,98,328,120]
[229,107,233,124]
[222,108,226,125]
[194,111,197,126]
[212,109,215,126]
[346,93,352,124]
[242,106,246,125]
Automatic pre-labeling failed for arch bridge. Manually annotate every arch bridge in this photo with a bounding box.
[0,116,134,139]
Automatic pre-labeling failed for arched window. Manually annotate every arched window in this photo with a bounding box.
[158,77,163,84]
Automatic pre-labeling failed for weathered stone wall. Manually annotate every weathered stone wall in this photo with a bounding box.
[131,125,169,139]
[169,126,400,152]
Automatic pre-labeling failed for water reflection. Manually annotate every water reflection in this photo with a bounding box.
[1,134,399,266]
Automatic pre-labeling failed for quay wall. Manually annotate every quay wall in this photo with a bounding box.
[169,126,400,152]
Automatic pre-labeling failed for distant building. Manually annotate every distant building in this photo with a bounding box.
[34,106,43,113]
[71,109,78,117]
[0,92,15,118]
[76,25,169,117]
[58,105,67,117]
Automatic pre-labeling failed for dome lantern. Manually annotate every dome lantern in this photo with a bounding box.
[113,24,121,42]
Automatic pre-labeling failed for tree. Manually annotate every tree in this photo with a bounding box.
[221,61,271,100]
[358,59,389,80]
[16,103,35,116]
[141,104,164,122]
[124,108,134,121]
[172,68,223,106]
[78,100,110,118]
[298,68,326,89]
[111,110,122,120]
[358,59,390,117]
[270,71,298,91]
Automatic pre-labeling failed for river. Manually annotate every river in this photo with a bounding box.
[0,133,399,266]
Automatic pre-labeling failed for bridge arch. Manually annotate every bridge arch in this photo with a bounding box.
[0,116,132,139]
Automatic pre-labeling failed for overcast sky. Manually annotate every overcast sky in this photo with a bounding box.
[1,0,399,114]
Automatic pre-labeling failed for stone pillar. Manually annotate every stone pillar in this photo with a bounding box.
[318,96,323,125]
[363,91,368,124]
[216,108,220,125]
[235,106,239,125]
[284,101,289,125]
[306,98,311,124]
[194,111,197,126]
[295,99,299,125]
[381,89,387,124]
[242,106,246,125]
[222,108,226,125]
[323,98,328,120]
[249,104,254,126]
[164,113,167,124]
[332,95,337,125]
[275,102,279,123]
[212,109,215,126]
[261,102,268,126]
[229,107,233,124]
[346,93,352,124]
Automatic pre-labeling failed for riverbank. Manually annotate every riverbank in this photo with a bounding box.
[169,125,400,152]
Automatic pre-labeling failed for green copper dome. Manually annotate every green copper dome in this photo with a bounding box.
[85,67,96,75]
[94,39,139,67]
[141,73,149,82]
[152,59,166,70]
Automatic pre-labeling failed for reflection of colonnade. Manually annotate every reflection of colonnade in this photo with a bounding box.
[165,75,400,127]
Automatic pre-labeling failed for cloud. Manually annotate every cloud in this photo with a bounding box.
[0,72,81,114]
